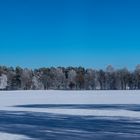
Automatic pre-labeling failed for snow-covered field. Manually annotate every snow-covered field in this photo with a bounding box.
[0,90,140,105]
[0,90,140,140]
[0,90,140,117]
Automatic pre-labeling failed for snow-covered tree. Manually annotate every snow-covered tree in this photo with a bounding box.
[0,65,140,90]
[0,74,8,90]
[67,69,77,89]
[84,69,96,90]
[21,68,33,90]
[31,76,44,90]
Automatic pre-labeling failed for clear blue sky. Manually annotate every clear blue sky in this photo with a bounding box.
[0,0,140,69]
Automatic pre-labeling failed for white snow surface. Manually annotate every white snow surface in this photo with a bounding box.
[0,132,32,140]
[0,90,140,105]
[0,90,140,118]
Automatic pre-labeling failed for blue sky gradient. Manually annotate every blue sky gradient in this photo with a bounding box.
[0,0,140,69]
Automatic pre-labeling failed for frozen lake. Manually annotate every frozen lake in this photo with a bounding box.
[0,90,140,140]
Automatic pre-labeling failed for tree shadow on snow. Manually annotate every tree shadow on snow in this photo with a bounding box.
[0,105,140,140]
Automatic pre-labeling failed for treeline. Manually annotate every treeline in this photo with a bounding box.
[0,65,140,90]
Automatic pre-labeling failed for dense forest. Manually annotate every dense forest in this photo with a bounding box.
[0,65,140,90]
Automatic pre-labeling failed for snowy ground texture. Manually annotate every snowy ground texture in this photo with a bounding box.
[0,90,140,140]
